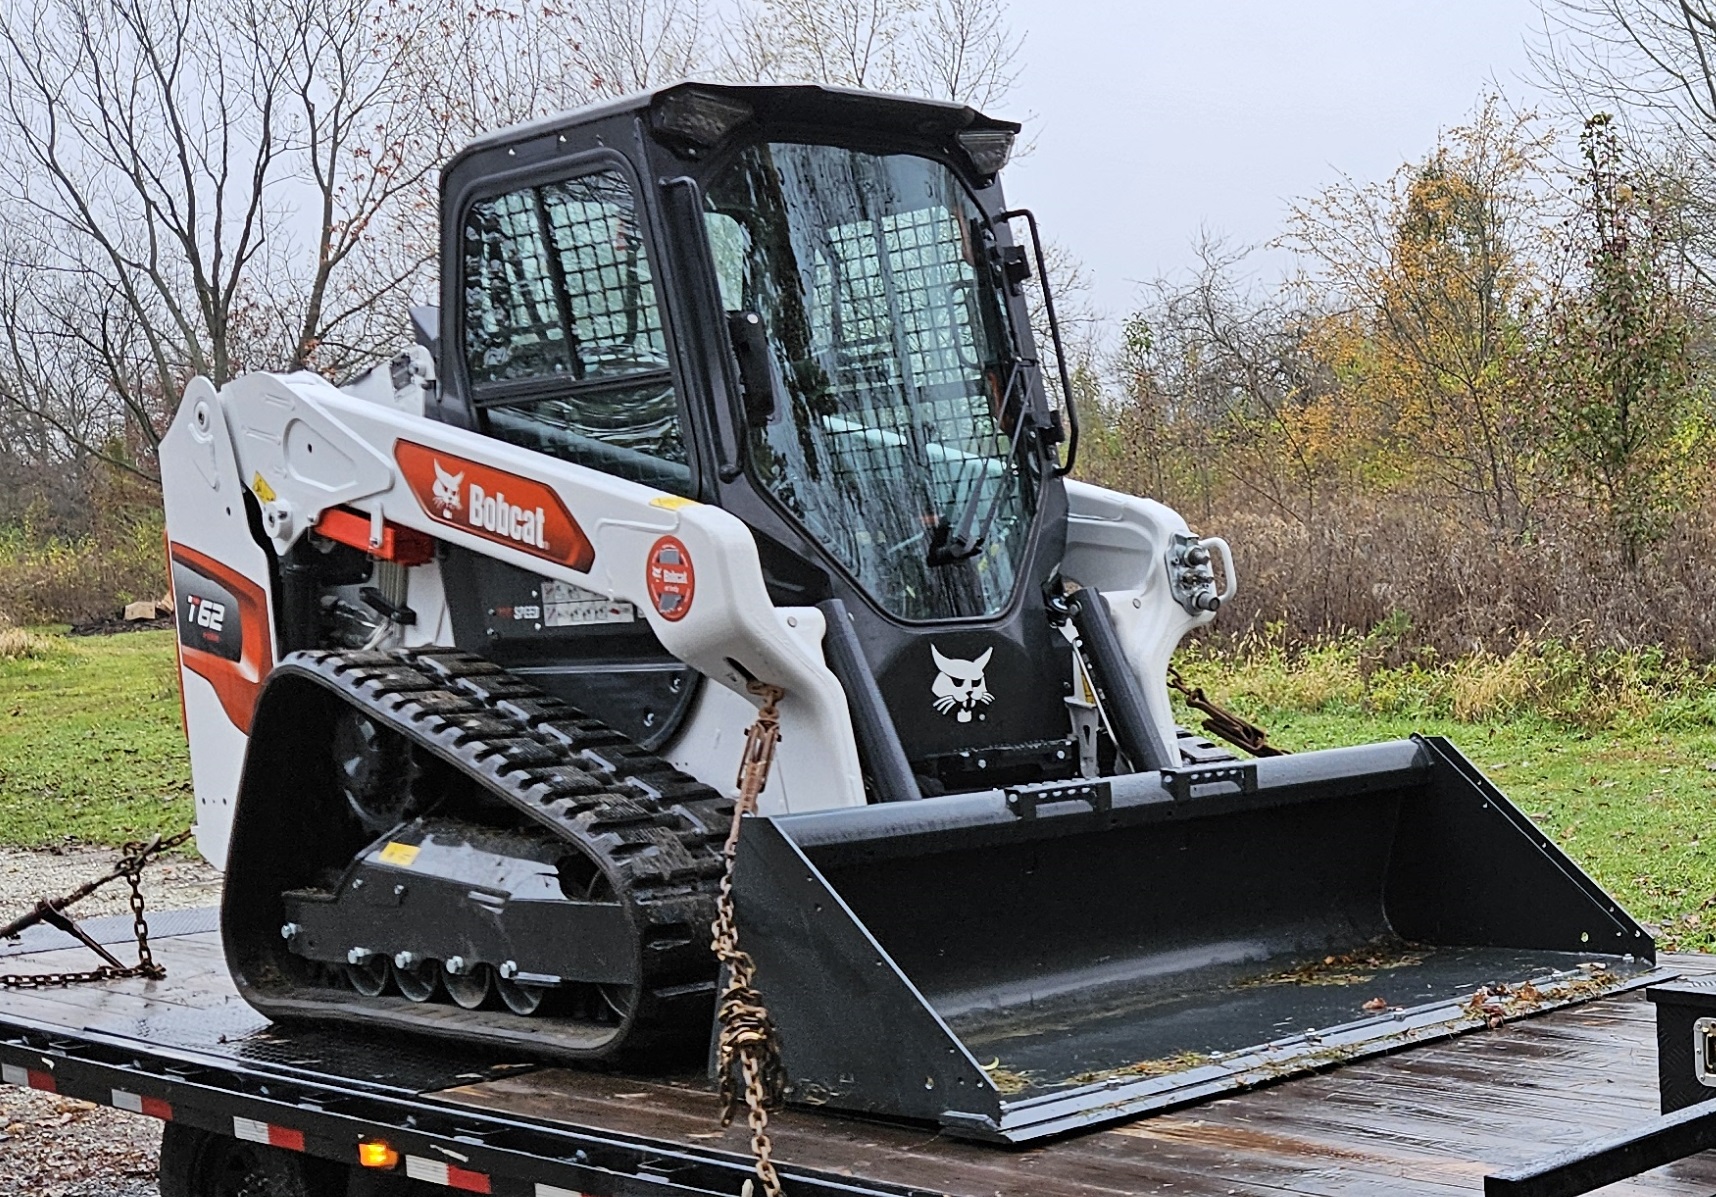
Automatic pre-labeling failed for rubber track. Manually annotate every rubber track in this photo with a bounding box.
[276,646,733,1058]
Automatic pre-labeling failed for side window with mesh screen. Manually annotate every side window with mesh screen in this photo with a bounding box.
[461,169,692,496]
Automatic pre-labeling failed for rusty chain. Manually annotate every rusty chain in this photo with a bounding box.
[1167,666,1286,758]
[0,828,194,989]
[711,680,789,1197]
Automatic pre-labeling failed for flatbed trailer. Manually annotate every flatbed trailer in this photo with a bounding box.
[2,913,1715,1197]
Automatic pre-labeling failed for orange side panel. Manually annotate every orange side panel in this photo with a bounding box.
[394,440,595,572]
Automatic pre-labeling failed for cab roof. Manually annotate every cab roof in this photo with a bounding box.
[451,80,1020,164]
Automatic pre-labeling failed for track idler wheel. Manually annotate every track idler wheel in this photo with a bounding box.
[557,855,638,1022]
[331,709,419,832]
[497,970,548,1016]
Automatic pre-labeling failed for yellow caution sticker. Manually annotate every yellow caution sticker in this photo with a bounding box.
[649,495,699,510]
[377,841,420,867]
[251,472,277,503]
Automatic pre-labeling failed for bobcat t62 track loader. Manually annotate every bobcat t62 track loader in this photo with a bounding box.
[160,83,1658,1144]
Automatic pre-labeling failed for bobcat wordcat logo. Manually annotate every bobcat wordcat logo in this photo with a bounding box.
[931,645,994,722]
[394,440,595,571]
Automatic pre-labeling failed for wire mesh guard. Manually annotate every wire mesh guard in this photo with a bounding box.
[713,143,1037,620]
[462,169,687,490]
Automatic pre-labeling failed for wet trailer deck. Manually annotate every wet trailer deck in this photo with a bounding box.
[1,918,1713,1196]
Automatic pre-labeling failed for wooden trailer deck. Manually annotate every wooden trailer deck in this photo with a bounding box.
[2,917,1712,1195]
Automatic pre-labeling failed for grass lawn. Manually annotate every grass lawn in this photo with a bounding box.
[0,629,192,848]
[1249,708,1716,953]
[1176,639,1716,954]
[0,628,1712,954]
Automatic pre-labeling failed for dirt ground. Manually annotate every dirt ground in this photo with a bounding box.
[0,845,223,1197]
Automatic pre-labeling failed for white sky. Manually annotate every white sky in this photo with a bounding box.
[996,0,1545,318]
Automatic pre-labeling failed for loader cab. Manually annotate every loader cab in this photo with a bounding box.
[434,84,1080,796]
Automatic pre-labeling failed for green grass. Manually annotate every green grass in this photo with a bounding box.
[1176,635,1716,953]
[0,628,192,848]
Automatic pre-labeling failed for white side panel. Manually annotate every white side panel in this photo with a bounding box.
[396,557,454,649]
[214,370,866,814]
[158,378,280,868]
[1062,479,1224,762]
[180,680,247,865]
[662,607,850,816]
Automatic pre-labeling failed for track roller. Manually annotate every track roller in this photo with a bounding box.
[393,954,439,1002]
[444,960,494,1010]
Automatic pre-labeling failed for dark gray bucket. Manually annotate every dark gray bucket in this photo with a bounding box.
[732,736,1661,1143]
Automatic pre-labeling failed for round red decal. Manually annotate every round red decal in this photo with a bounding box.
[646,536,695,622]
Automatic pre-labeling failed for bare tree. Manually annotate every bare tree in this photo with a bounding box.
[0,0,477,479]
[0,0,1030,490]
[1097,238,1331,526]
[719,0,1020,106]
[907,0,1021,107]
[578,0,707,95]
[1534,0,1716,281]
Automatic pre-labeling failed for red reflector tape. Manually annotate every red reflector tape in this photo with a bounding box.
[111,1090,173,1120]
[233,1116,305,1152]
[406,1155,492,1193]
[1,1063,56,1092]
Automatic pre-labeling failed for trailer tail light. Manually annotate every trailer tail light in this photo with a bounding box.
[358,1140,400,1169]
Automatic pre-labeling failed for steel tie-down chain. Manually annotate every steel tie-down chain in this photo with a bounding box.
[0,828,194,989]
[1167,666,1287,758]
[711,680,789,1197]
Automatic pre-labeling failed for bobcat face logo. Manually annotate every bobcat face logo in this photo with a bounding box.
[431,460,464,516]
[931,645,994,723]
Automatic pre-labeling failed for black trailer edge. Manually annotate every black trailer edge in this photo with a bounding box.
[0,1008,918,1197]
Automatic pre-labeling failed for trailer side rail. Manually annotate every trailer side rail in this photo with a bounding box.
[0,1009,928,1197]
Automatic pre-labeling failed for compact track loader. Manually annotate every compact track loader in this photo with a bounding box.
[160,83,1659,1144]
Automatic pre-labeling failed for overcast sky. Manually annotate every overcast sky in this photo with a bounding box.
[996,0,1546,318]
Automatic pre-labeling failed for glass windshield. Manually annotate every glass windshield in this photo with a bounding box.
[704,143,1039,621]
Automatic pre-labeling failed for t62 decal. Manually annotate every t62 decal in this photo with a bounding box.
[169,543,271,732]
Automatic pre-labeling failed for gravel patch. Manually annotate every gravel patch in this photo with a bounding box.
[0,846,223,1195]
[0,1091,159,1197]
[0,846,222,923]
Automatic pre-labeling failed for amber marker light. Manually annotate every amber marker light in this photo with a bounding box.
[357,1140,400,1169]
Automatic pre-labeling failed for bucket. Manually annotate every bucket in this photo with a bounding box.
[732,736,1660,1142]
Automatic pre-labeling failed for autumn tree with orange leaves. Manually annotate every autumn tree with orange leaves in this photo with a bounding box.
[1284,96,1553,538]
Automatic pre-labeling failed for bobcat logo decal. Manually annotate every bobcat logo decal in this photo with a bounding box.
[431,460,464,516]
[931,645,994,722]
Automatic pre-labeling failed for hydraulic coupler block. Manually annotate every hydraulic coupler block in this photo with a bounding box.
[1166,532,1234,615]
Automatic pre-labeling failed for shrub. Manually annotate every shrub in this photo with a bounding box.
[0,512,167,625]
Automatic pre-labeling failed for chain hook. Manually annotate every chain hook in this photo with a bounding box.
[0,827,191,989]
